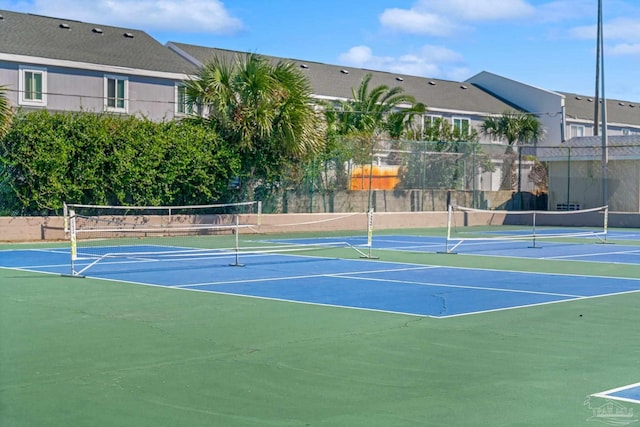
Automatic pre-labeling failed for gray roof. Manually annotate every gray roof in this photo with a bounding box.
[0,10,196,75]
[168,42,520,115]
[561,92,640,126]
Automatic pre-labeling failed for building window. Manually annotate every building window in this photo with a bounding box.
[453,117,470,136]
[19,66,47,106]
[104,75,127,112]
[569,124,585,138]
[421,114,442,139]
[175,84,192,115]
[423,114,441,127]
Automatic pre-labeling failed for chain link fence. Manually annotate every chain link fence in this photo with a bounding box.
[258,139,640,214]
[260,140,548,214]
[532,140,640,213]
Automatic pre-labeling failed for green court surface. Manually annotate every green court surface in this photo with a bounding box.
[1,235,640,426]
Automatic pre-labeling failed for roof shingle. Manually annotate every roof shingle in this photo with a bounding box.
[0,10,195,75]
[168,42,520,115]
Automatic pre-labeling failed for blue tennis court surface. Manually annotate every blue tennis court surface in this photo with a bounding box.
[592,382,640,405]
[1,235,639,318]
[267,229,640,264]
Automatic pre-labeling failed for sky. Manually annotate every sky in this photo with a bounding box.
[2,0,640,102]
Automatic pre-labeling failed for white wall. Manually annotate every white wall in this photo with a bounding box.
[467,71,565,146]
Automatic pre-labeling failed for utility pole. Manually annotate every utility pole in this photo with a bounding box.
[596,0,609,207]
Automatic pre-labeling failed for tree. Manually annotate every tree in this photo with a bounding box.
[396,117,494,199]
[333,73,425,164]
[320,73,425,198]
[184,53,326,201]
[481,111,545,193]
[0,111,238,214]
[0,85,13,138]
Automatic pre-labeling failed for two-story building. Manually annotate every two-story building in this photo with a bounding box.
[2,9,639,210]
[467,72,640,210]
[0,10,195,120]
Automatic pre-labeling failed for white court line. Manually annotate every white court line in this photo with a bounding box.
[179,265,584,299]
[326,274,585,298]
[5,247,640,319]
[438,289,640,318]
[175,265,440,288]
[546,248,640,261]
[31,248,70,254]
[454,249,640,266]
[6,261,638,320]
[591,381,640,405]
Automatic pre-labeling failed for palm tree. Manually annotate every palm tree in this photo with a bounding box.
[481,111,545,198]
[328,73,425,210]
[338,73,424,139]
[333,73,425,165]
[184,53,326,199]
[0,85,13,138]
[318,74,425,195]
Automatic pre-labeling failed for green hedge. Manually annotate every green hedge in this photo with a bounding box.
[0,111,240,215]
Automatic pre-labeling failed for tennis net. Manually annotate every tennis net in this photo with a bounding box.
[444,204,609,253]
[64,201,262,276]
[64,203,378,276]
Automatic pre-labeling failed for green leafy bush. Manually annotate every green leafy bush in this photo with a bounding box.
[0,111,240,215]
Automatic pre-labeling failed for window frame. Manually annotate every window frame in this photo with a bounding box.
[569,124,585,138]
[175,83,192,115]
[452,117,470,136]
[104,74,128,113]
[423,114,442,126]
[18,66,47,106]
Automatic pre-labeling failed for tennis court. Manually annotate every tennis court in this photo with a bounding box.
[2,230,640,318]
[2,224,640,426]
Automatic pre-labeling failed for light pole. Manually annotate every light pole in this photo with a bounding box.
[595,0,608,207]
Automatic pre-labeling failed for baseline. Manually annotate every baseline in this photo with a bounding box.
[592,382,640,405]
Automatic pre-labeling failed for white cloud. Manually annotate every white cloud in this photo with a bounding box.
[571,18,640,40]
[609,43,640,56]
[414,0,535,21]
[415,45,464,63]
[339,45,466,81]
[569,24,595,40]
[339,46,374,64]
[534,0,594,23]
[25,0,243,33]
[380,0,534,36]
[379,8,462,36]
[604,18,640,42]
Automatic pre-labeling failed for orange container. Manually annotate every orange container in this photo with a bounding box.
[350,165,400,190]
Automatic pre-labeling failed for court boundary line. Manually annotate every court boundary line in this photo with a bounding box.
[4,247,640,284]
[591,382,640,405]
[180,266,587,299]
[544,248,640,261]
[442,248,640,266]
[2,263,639,319]
[176,265,440,288]
[327,274,585,298]
[2,247,640,318]
[438,289,640,318]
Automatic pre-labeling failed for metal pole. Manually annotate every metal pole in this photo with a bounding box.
[367,138,374,213]
[517,145,523,210]
[593,0,601,136]
[472,144,477,209]
[598,0,608,207]
[567,146,571,208]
